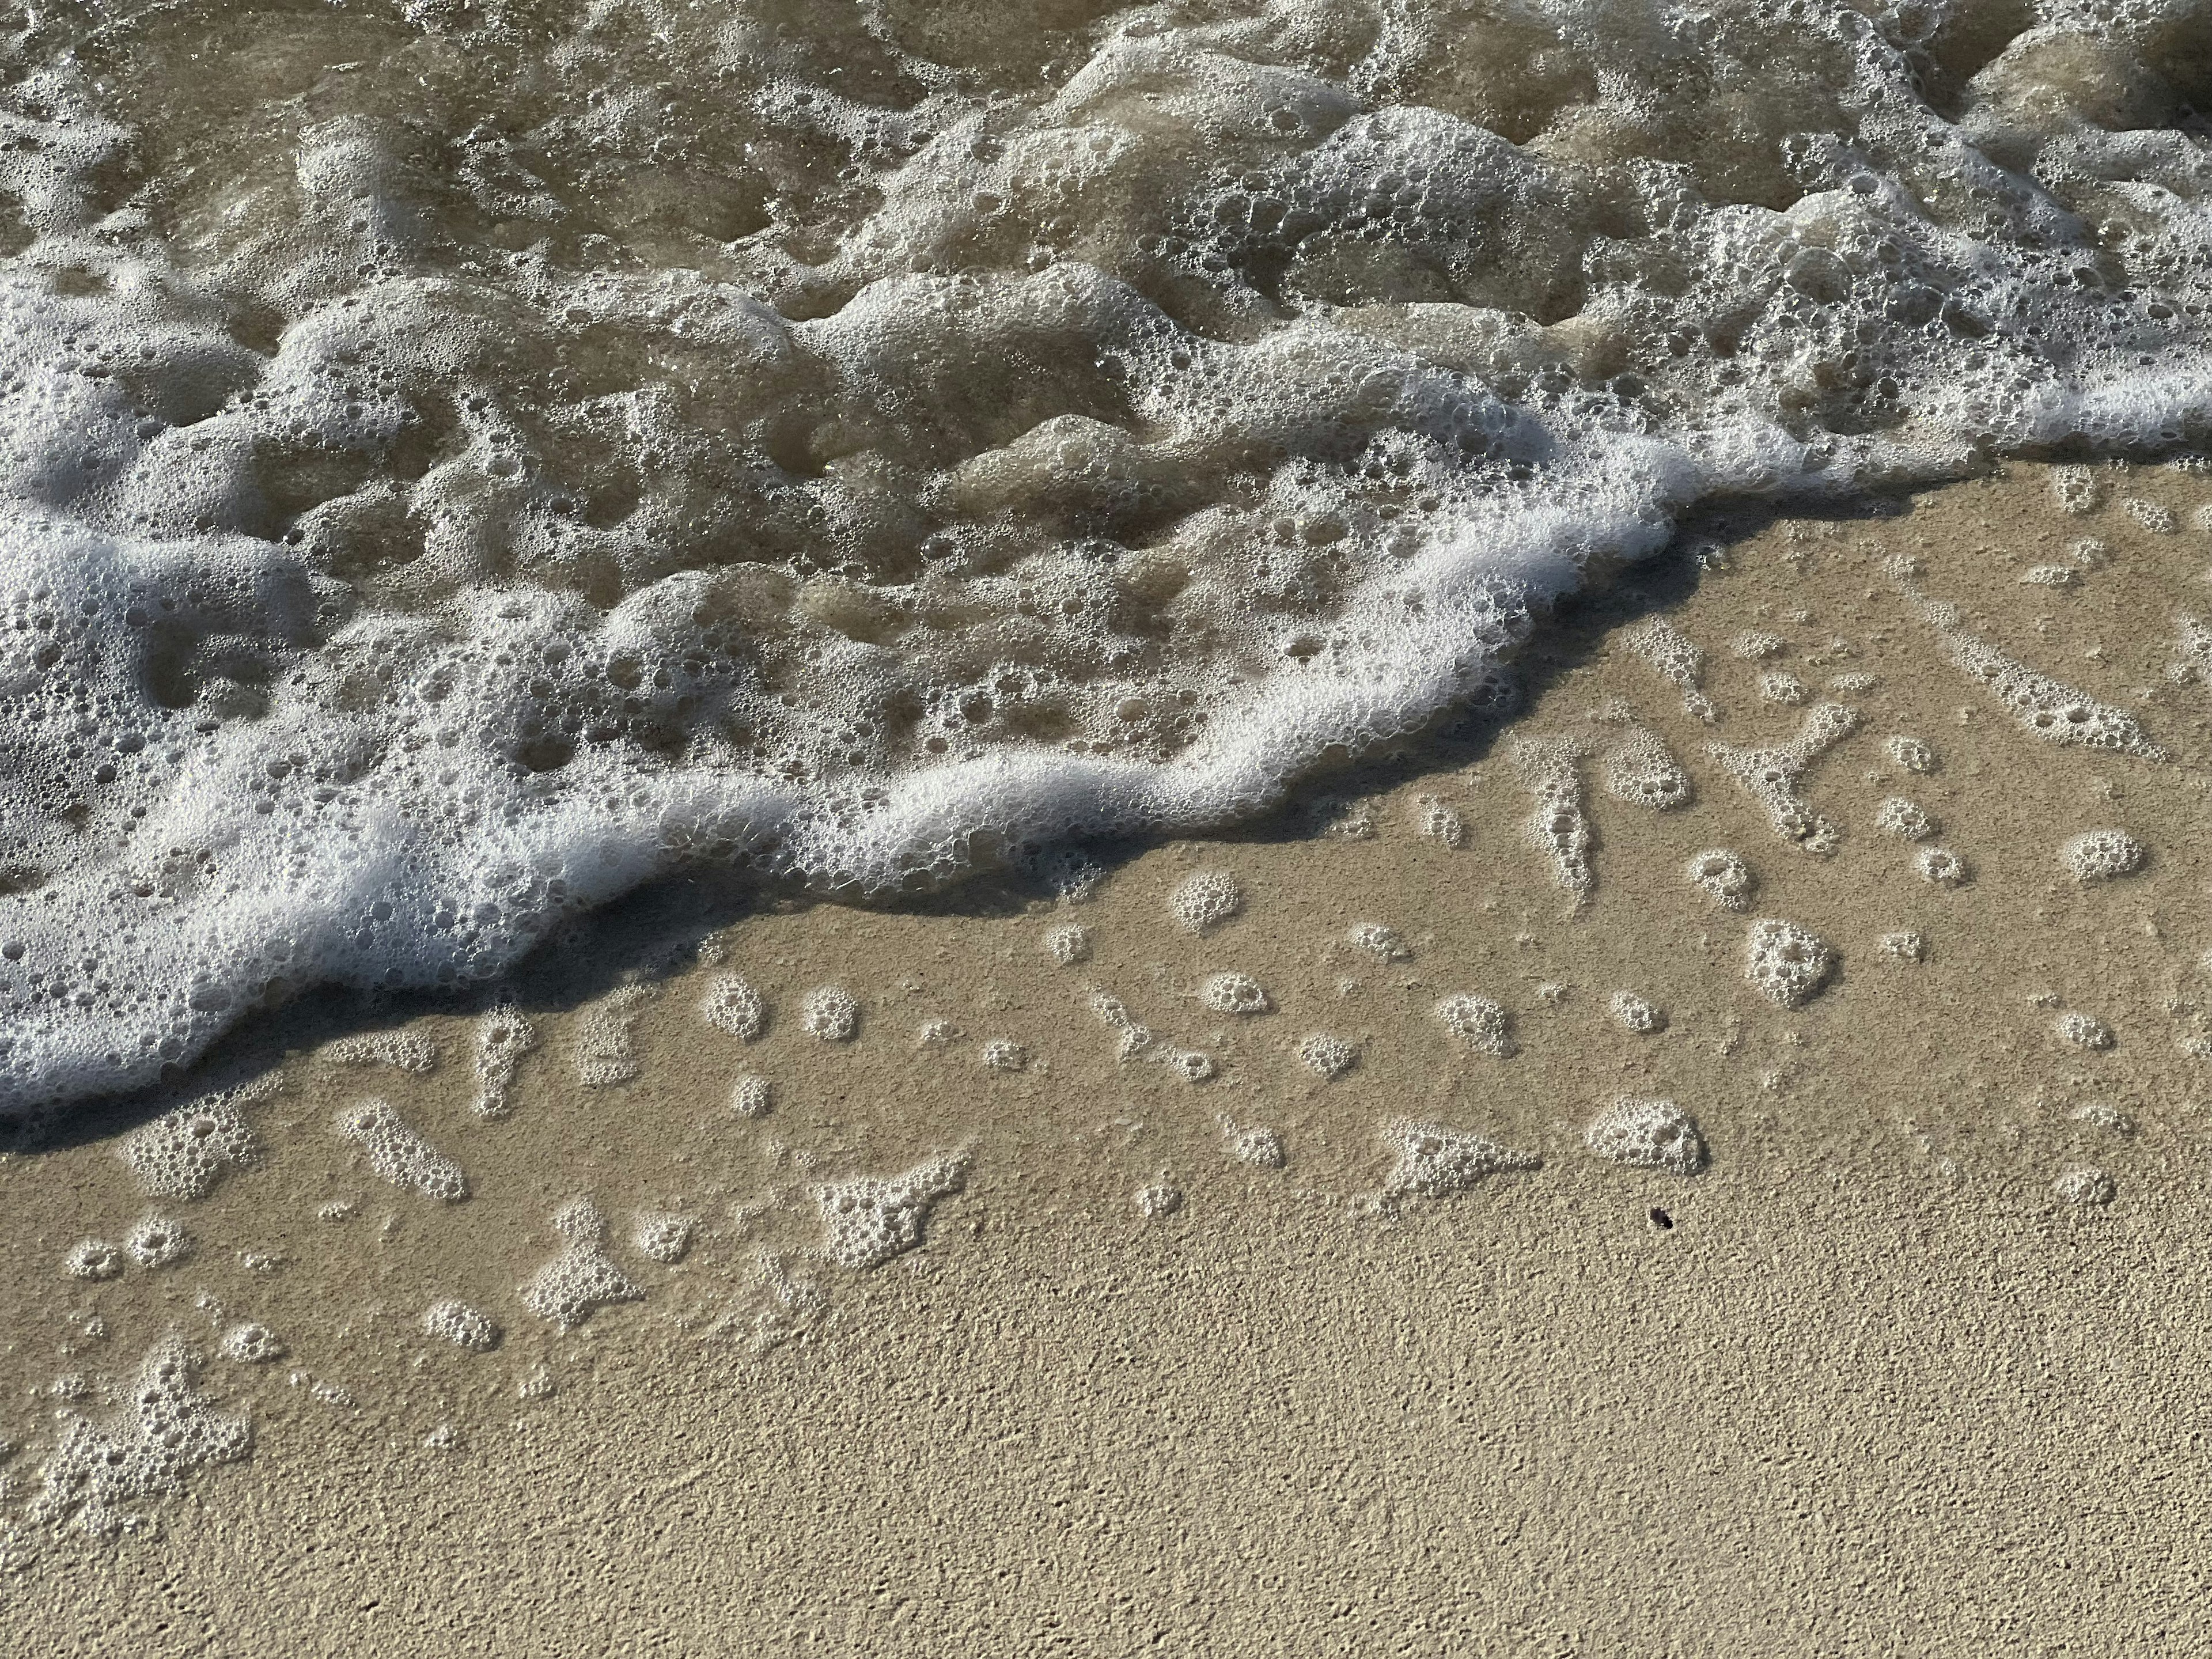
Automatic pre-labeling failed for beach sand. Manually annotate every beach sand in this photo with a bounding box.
[6,461,2212,1654]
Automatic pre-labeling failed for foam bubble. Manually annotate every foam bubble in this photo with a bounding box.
[1879,930,1927,964]
[700,975,767,1042]
[801,986,861,1043]
[1044,924,1092,966]
[521,1198,643,1328]
[121,1075,272,1200]
[1200,972,1270,1016]
[731,1074,773,1118]
[1623,619,1716,723]
[218,1323,285,1365]
[1744,919,1834,1009]
[1414,794,1468,849]
[1710,703,1859,856]
[1513,737,1594,894]
[630,1211,696,1265]
[1296,1032,1358,1079]
[472,1003,537,1119]
[1608,991,1666,1035]
[63,1238,123,1280]
[1135,1178,1184,1220]
[1915,847,1970,887]
[1885,735,1938,774]
[27,1338,250,1537]
[1346,923,1410,960]
[1602,727,1691,812]
[573,987,651,1088]
[1875,798,1936,842]
[2124,499,2177,535]
[2053,1166,2116,1207]
[2051,467,2101,516]
[1686,849,1756,912]
[123,1215,191,1270]
[2020,565,2078,589]
[1435,993,1514,1057]
[422,1299,501,1352]
[813,1151,970,1270]
[1169,872,1242,934]
[980,1039,1028,1071]
[1227,1124,1286,1169]
[2061,829,2146,882]
[1759,672,1808,706]
[2055,1012,2113,1052]
[1584,1098,1706,1175]
[324,1031,438,1073]
[335,1097,468,1201]
[1380,1118,1540,1198]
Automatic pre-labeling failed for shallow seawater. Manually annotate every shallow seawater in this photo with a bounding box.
[6,460,2212,1641]
[1,0,2209,1109]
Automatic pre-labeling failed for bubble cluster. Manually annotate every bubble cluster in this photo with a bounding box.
[700,975,767,1042]
[1380,1118,1540,1199]
[336,1098,468,1201]
[1732,632,1785,660]
[121,1078,271,1200]
[630,1212,696,1265]
[1759,672,1808,706]
[1915,847,1969,887]
[2019,565,2078,589]
[1584,1099,1707,1176]
[1608,991,1666,1035]
[1686,850,1755,912]
[219,1323,285,1365]
[1623,619,1715,722]
[1911,595,2164,758]
[2053,1166,2116,1207]
[124,1215,191,1270]
[1744,919,1834,1009]
[1228,1124,1286,1169]
[731,1074,773,1118]
[1435,993,1514,1057]
[472,1003,537,1119]
[1169,872,1242,934]
[573,987,650,1088]
[801,986,861,1043]
[1044,924,1092,967]
[423,1299,501,1352]
[1135,1178,1184,1220]
[1875,798,1936,842]
[63,1238,123,1281]
[521,1198,643,1329]
[2051,467,2101,516]
[2055,1012,2113,1052]
[2061,830,2145,883]
[1414,795,1468,849]
[1200,972,1270,1016]
[1513,737,1595,894]
[28,1339,250,1537]
[1879,930,1927,964]
[1346,923,1409,960]
[1602,728,1691,812]
[1710,703,1859,856]
[813,1152,971,1270]
[1885,736,1937,774]
[1296,1032,1358,1079]
[980,1039,1028,1071]
[2123,499,2177,535]
[325,1031,438,1073]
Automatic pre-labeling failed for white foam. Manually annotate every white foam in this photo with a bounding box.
[5,2,2211,1117]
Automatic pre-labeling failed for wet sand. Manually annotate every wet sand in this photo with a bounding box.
[7,461,2212,1654]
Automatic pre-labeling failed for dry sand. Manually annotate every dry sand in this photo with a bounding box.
[6,462,2212,1654]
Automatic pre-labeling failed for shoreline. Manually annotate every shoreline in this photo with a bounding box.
[6,459,2212,1653]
